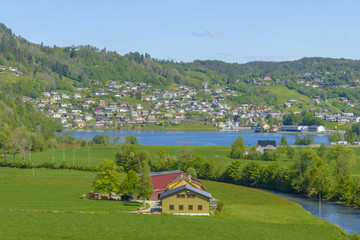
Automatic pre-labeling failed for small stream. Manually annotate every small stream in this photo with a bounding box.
[272,191,360,234]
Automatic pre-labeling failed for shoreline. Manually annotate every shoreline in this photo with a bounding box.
[64,128,339,136]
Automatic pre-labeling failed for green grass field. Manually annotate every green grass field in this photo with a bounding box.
[10,145,293,169]
[0,168,347,240]
[10,144,360,177]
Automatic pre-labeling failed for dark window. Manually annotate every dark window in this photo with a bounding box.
[198,205,203,211]
[188,205,193,210]
[179,205,184,211]
[187,194,195,198]
[169,205,174,210]
[177,194,185,198]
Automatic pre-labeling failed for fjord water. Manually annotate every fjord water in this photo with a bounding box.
[66,130,329,146]
[272,192,360,234]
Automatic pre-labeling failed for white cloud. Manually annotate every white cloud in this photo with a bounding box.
[348,32,355,37]
[192,30,221,37]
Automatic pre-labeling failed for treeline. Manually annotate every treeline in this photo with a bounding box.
[283,110,325,126]
[113,140,360,208]
[2,134,359,208]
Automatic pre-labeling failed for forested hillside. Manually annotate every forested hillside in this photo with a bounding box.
[2,22,360,135]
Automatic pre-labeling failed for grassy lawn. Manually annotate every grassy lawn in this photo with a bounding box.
[9,144,360,177]
[0,168,347,240]
[11,145,295,169]
[11,145,234,168]
[0,168,140,213]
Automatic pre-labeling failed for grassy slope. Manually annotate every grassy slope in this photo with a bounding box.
[0,168,347,240]
[265,85,310,105]
[264,85,342,113]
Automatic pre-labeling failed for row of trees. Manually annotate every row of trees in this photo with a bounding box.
[135,141,359,208]
[0,124,57,164]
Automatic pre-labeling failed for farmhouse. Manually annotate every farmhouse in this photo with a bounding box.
[160,184,212,215]
[256,140,277,154]
[144,170,205,200]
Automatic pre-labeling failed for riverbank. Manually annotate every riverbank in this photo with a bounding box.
[269,190,360,234]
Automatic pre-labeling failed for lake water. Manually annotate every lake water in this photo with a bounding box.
[272,191,360,234]
[65,130,330,146]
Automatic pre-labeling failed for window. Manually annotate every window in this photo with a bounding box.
[176,194,185,198]
[198,205,203,211]
[187,194,195,198]
[169,205,174,210]
[188,205,193,210]
[179,205,184,211]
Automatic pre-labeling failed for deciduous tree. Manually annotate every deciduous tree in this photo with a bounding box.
[92,159,125,199]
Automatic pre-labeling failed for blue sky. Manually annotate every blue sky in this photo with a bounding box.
[1,0,360,63]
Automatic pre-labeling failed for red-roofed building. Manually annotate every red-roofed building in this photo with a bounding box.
[139,170,205,200]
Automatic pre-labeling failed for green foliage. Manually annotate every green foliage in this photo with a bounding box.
[262,151,279,161]
[327,145,356,178]
[328,132,342,143]
[216,200,224,211]
[59,133,77,144]
[307,156,331,197]
[239,161,262,186]
[92,133,110,145]
[120,169,138,198]
[290,149,330,195]
[92,159,124,198]
[220,160,242,183]
[345,129,356,145]
[295,134,314,145]
[280,135,288,146]
[229,137,245,159]
[125,135,138,145]
[115,143,139,172]
[80,139,87,147]
[136,162,153,203]
[283,111,324,126]
[186,167,198,178]
[317,143,327,158]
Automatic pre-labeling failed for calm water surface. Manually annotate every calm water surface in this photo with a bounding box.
[65,130,329,146]
[272,191,360,234]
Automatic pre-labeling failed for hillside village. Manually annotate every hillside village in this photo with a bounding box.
[2,63,358,131]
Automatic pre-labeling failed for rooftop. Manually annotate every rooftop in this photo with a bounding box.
[159,184,212,199]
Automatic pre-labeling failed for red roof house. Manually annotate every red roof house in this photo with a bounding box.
[138,170,204,200]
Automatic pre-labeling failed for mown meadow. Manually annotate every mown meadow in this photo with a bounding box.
[8,144,360,176]
[0,168,348,240]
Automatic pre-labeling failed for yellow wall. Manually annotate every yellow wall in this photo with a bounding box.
[162,189,210,214]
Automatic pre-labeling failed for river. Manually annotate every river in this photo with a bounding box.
[65,129,330,146]
[272,191,360,234]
